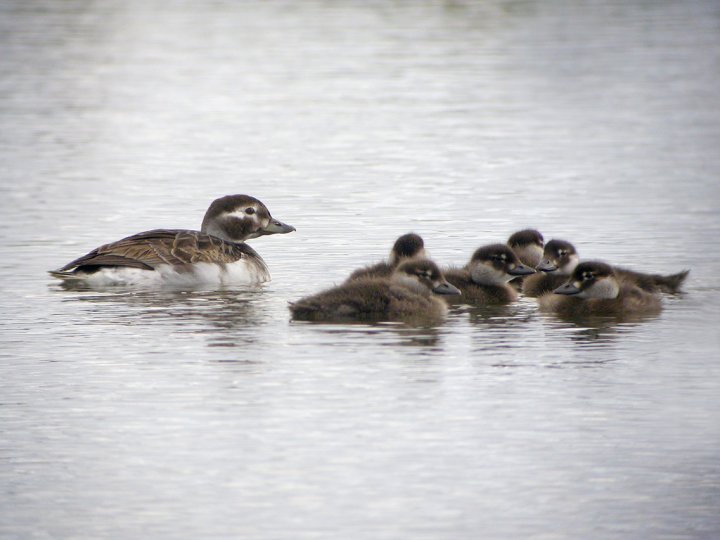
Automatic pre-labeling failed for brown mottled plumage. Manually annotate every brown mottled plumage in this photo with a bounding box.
[290,258,459,324]
[53,230,261,274]
[347,233,426,282]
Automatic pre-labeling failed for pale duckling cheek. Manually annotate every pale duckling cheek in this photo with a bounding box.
[517,245,544,268]
[470,263,509,286]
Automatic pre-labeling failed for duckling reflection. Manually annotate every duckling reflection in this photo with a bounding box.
[542,316,661,355]
[347,233,426,282]
[525,239,688,297]
[290,258,460,324]
[538,261,663,320]
[444,244,535,305]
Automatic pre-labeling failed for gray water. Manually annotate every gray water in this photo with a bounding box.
[1,1,719,538]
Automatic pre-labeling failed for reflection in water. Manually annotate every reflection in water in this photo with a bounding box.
[61,286,267,348]
[290,320,444,350]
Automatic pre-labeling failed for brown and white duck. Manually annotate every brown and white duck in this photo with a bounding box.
[50,194,295,287]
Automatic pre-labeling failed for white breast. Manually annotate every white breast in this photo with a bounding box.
[77,258,271,288]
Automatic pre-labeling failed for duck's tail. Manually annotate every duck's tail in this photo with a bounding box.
[654,269,690,293]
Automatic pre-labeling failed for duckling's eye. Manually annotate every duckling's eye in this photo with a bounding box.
[582,271,594,280]
[245,207,256,215]
[559,250,567,257]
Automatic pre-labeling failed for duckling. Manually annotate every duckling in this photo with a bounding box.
[524,239,688,296]
[346,233,426,282]
[507,228,544,290]
[523,239,579,297]
[49,194,295,287]
[290,258,460,323]
[538,261,662,317]
[507,229,545,268]
[444,244,535,305]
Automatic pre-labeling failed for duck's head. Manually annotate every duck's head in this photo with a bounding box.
[537,239,579,275]
[388,233,426,266]
[201,194,295,242]
[554,261,620,299]
[392,258,461,296]
[467,244,536,286]
[507,229,544,268]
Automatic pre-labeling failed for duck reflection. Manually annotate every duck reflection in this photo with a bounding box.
[58,285,267,347]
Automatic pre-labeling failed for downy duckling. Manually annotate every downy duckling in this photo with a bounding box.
[538,261,662,317]
[347,232,426,282]
[50,194,295,287]
[290,258,460,323]
[524,239,688,297]
[507,229,545,268]
[523,239,579,297]
[444,244,535,305]
[507,228,544,291]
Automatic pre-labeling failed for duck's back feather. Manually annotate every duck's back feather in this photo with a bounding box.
[58,229,259,273]
[522,272,568,297]
[346,262,393,282]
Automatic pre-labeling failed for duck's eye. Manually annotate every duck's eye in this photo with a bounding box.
[559,250,567,257]
[582,272,594,280]
[245,207,256,215]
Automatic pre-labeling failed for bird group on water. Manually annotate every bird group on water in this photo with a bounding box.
[51,194,689,323]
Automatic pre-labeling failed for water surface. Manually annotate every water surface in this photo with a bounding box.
[1,1,719,539]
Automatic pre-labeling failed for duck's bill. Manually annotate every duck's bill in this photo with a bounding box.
[537,259,558,272]
[433,281,461,295]
[554,282,581,295]
[508,263,535,276]
[261,219,296,235]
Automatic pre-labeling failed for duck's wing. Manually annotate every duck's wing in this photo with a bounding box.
[57,229,256,272]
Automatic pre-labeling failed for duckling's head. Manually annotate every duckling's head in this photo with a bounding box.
[201,194,295,242]
[467,244,536,286]
[537,239,579,275]
[388,233,426,266]
[554,261,620,299]
[392,258,461,296]
[507,229,544,268]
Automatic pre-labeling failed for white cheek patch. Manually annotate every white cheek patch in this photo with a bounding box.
[559,254,580,275]
[226,209,260,223]
[516,245,544,268]
[392,274,428,295]
[470,262,509,286]
[577,277,620,299]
